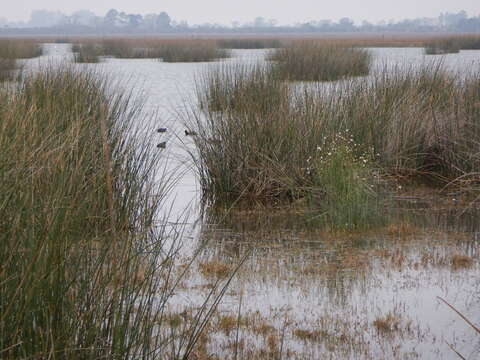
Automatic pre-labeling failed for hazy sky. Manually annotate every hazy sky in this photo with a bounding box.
[3,0,480,24]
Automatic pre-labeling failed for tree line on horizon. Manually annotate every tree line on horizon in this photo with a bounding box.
[0,9,479,34]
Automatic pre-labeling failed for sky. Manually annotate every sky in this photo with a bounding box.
[2,0,480,25]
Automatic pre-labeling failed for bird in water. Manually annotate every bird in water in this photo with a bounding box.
[157,128,167,133]
[157,142,167,149]
[185,130,198,136]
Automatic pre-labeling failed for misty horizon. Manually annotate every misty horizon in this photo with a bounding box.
[2,0,480,26]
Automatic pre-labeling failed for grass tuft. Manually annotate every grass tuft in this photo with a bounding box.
[73,43,102,63]
[270,41,372,81]
[0,40,42,81]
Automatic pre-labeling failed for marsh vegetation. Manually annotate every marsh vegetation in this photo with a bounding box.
[1,37,480,359]
[270,41,372,81]
[0,65,232,359]
[188,58,480,229]
[0,39,42,81]
[73,38,230,62]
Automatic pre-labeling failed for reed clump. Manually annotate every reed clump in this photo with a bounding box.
[0,66,215,359]
[217,38,283,49]
[97,38,229,62]
[270,41,372,81]
[156,41,229,62]
[186,62,480,227]
[0,39,42,59]
[199,63,289,113]
[459,35,480,49]
[101,38,141,58]
[334,64,480,182]
[73,42,102,63]
[424,35,480,54]
[0,40,42,81]
[187,64,311,207]
[424,38,461,55]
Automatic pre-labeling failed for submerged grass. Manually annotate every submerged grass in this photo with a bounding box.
[0,66,228,359]
[185,60,480,229]
[270,41,372,81]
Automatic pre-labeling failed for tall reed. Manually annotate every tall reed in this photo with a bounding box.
[186,63,334,207]
[0,66,224,359]
[270,42,372,81]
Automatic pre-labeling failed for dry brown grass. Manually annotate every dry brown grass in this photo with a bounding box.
[451,254,474,270]
[373,313,402,335]
[199,260,232,279]
[217,315,237,336]
[293,329,328,342]
[387,221,419,237]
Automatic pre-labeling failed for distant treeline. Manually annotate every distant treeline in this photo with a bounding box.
[0,9,479,35]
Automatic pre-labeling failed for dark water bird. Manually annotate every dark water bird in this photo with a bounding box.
[185,130,198,136]
[157,128,167,133]
[157,142,167,149]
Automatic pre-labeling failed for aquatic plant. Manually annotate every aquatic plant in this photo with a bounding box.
[309,132,384,229]
[270,41,372,81]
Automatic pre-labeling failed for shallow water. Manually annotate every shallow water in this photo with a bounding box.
[25,44,480,359]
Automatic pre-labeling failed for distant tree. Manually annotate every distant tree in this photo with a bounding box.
[338,17,355,31]
[104,9,119,27]
[117,12,130,27]
[267,19,278,27]
[142,14,158,29]
[156,12,171,29]
[254,17,267,27]
[29,10,67,27]
[71,10,96,26]
[128,14,143,28]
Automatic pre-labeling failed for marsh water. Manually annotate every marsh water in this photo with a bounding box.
[27,44,480,359]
